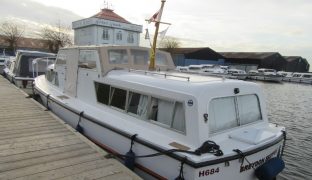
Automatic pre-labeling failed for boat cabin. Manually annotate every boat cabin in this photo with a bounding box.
[13,50,55,78]
[257,68,277,75]
[44,46,268,148]
[292,72,312,78]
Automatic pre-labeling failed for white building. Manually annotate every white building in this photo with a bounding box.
[72,8,142,46]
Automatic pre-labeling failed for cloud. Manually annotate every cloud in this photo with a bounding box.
[0,0,82,27]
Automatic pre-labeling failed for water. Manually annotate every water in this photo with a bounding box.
[255,81,312,180]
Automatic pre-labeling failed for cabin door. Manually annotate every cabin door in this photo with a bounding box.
[64,49,79,97]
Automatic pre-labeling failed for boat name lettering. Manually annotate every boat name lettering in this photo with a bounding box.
[198,167,220,177]
[239,149,277,173]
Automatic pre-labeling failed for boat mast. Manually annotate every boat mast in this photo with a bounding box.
[149,0,166,71]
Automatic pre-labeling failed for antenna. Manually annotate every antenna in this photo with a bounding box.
[102,1,114,10]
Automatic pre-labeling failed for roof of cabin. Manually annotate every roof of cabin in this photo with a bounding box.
[91,8,130,23]
[105,70,260,97]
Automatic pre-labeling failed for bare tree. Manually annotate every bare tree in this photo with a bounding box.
[158,37,180,52]
[0,21,24,52]
[40,22,72,53]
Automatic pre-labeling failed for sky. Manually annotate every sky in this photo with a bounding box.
[1,0,312,67]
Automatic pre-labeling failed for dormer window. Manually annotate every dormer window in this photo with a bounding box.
[116,31,122,41]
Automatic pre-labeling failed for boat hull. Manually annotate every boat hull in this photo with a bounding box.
[249,75,283,83]
[34,87,285,180]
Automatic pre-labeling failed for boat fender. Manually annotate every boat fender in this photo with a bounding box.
[45,94,50,111]
[255,157,285,180]
[75,111,84,134]
[195,140,223,156]
[124,134,137,170]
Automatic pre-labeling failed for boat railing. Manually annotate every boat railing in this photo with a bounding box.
[129,69,190,81]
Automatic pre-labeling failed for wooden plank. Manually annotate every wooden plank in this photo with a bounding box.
[57,163,122,180]
[0,153,102,179]
[0,131,73,145]
[0,124,65,137]
[0,128,69,141]
[13,159,115,180]
[0,134,78,150]
[0,147,97,172]
[0,143,88,163]
[0,140,84,157]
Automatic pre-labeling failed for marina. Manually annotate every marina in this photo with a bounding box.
[0,76,141,180]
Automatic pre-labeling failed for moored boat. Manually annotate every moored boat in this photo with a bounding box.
[7,50,55,94]
[249,68,283,83]
[283,72,312,84]
[34,45,286,180]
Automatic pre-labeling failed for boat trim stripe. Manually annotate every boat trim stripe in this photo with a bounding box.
[35,86,284,168]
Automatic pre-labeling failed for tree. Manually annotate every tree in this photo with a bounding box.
[158,37,180,52]
[40,22,72,53]
[0,21,24,52]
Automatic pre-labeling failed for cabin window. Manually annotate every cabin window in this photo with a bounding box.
[208,94,262,134]
[79,50,98,69]
[110,87,127,110]
[156,52,167,65]
[131,49,149,65]
[149,97,186,132]
[303,74,312,78]
[46,70,59,86]
[116,31,122,41]
[209,97,237,133]
[94,82,110,105]
[94,82,186,133]
[108,49,128,64]
[127,91,148,118]
[237,95,262,125]
[55,54,66,65]
[102,29,109,40]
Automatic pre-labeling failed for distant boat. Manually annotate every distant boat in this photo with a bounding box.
[283,72,312,84]
[227,69,248,80]
[6,50,55,94]
[248,68,283,83]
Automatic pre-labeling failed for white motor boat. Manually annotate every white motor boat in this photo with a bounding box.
[227,69,248,80]
[249,68,283,83]
[7,50,55,94]
[34,45,286,180]
[284,72,312,84]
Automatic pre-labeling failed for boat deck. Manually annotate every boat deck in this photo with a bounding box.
[0,76,141,180]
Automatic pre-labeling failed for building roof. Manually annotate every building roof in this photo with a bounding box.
[220,52,279,59]
[91,8,130,24]
[283,56,303,62]
[162,47,225,60]
[0,35,50,52]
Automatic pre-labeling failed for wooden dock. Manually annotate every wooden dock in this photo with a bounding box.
[0,76,141,180]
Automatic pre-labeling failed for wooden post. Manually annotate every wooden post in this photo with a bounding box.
[149,0,166,71]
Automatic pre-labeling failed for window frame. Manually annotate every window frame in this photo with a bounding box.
[94,82,186,133]
[208,94,263,134]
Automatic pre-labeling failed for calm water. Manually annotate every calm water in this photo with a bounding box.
[255,81,312,180]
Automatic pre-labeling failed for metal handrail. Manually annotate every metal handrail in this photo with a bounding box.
[129,69,190,81]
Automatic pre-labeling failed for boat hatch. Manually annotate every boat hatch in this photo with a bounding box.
[229,128,275,145]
